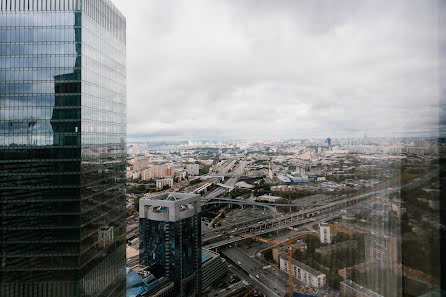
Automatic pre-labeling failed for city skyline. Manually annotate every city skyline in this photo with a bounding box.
[0,1,444,297]
[113,0,445,142]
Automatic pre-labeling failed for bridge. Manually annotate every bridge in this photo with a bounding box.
[201,189,384,249]
[216,183,235,190]
[203,213,339,250]
[201,197,329,212]
[200,174,247,179]
[192,182,213,194]
[201,194,359,212]
[202,198,277,212]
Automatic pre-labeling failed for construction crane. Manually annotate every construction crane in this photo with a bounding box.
[233,232,298,297]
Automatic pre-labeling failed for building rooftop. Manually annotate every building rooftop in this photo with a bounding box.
[340,280,384,297]
[149,192,200,201]
[126,267,151,297]
[139,192,201,221]
[281,257,325,277]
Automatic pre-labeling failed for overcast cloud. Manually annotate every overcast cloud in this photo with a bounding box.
[112,0,445,141]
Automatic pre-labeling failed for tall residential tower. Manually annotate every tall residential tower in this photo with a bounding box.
[0,1,126,296]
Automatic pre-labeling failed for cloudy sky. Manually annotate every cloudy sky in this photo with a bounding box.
[113,0,445,142]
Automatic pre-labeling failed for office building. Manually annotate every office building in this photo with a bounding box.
[127,249,227,297]
[0,1,127,296]
[279,257,326,288]
[319,223,331,244]
[139,193,202,297]
[201,250,228,292]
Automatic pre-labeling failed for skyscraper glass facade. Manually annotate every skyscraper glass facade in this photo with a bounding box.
[0,1,126,296]
[139,193,202,297]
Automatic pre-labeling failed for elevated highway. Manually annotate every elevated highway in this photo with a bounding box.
[202,188,385,249]
[203,213,340,250]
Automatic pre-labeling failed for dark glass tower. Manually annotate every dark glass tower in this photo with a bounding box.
[0,1,126,296]
[139,193,202,297]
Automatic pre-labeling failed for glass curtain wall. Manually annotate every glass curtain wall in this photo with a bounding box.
[0,1,126,296]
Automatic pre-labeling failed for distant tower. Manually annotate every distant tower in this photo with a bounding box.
[327,138,332,150]
[188,139,193,146]
[363,133,368,144]
[319,223,331,244]
[296,162,306,177]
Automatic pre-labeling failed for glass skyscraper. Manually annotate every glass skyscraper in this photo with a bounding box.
[139,193,202,297]
[0,1,126,296]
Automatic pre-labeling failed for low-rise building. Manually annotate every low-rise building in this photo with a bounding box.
[256,194,283,203]
[279,257,326,288]
[126,266,175,297]
[340,280,383,297]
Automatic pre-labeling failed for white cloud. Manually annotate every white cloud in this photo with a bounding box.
[112,0,444,141]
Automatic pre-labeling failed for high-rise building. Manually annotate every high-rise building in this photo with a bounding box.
[155,177,173,189]
[141,165,173,180]
[319,223,331,244]
[139,193,202,297]
[0,1,127,296]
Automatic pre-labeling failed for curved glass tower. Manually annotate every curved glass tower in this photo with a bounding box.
[0,1,126,296]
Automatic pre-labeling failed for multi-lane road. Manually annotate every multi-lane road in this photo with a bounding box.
[223,247,289,297]
[202,170,438,249]
[202,189,381,249]
[205,160,248,199]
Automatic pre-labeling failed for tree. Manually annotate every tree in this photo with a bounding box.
[263,248,274,262]
[189,179,201,185]
[332,232,351,244]
[199,165,210,175]
[305,234,321,254]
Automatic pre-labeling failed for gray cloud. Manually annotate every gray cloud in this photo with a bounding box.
[113,0,445,141]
